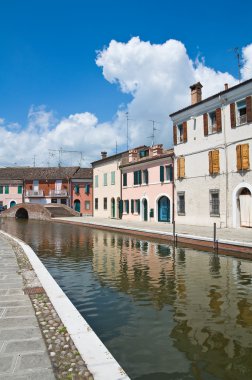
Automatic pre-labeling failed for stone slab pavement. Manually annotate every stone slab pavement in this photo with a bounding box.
[56,216,252,245]
[0,235,55,380]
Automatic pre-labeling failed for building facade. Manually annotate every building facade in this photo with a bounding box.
[0,180,23,209]
[92,152,123,219]
[120,145,174,222]
[170,79,252,228]
[70,168,93,215]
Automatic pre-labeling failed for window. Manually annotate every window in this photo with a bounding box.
[85,184,90,194]
[0,186,3,194]
[85,201,90,210]
[74,184,80,194]
[131,199,134,213]
[95,175,98,188]
[123,173,127,187]
[111,171,115,185]
[177,192,185,215]
[103,173,107,186]
[177,157,185,179]
[237,99,247,125]
[160,166,164,182]
[18,185,22,194]
[139,149,149,158]
[236,144,250,171]
[165,165,173,182]
[124,200,129,213]
[134,170,142,185]
[135,199,140,214]
[95,198,98,210]
[104,197,107,209]
[208,111,217,134]
[143,169,148,184]
[210,190,220,216]
[174,122,187,145]
[209,150,220,175]
[5,185,9,194]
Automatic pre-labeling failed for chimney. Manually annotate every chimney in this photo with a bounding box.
[101,151,107,159]
[224,83,228,90]
[151,144,163,156]
[190,82,203,105]
[128,149,138,162]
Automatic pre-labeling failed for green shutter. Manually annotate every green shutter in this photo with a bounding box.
[119,200,123,215]
[0,186,3,194]
[18,185,22,194]
[126,200,129,213]
[5,185,9,194]
[134,171,137,185]
[137,199,140,214]
[145,170,148,184]
[123,173,127,186]
[74,185,79,194]
[131,199,134,213]
[138,170,142,185]
[160,166,164,182]
[85,184,90,194]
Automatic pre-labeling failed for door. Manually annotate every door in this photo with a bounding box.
[143,199,148,221]
[10,201,16,208]
[74,200,81,212]
[158,196,170,222]
[239,194,252,227]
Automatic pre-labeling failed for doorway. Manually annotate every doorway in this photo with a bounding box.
[74,200,81,212]
[158,196,170,222]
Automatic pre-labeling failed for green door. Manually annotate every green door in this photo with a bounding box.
[111,198,115,218]
[74,200,81,212]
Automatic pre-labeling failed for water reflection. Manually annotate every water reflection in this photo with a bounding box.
[1,218,252,380]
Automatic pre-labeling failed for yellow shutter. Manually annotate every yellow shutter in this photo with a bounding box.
[180,157,185,178]
[209,151,213,175]
[177,158,180,178]
[236,145,242,171]
[212,150,220,174]
[241,144,250,170]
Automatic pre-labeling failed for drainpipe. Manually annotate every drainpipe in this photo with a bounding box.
[219,95,228,228]
[172,153,175,227]
[22,179,25,204]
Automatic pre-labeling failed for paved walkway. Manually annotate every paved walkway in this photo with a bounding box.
[0,235,55,380]
[56,216,252,246]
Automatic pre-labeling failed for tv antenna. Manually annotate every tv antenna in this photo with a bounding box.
[48,148,85,167]
[125,112,134,151]
[229,47,242,82]
[147,120,160,146]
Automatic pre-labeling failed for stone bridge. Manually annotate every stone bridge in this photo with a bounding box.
[1,203,79,220]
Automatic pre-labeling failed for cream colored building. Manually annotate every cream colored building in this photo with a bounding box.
[170,79,252,228]
[91,151,123,218]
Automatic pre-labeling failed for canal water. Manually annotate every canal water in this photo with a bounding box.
[1,219,252,380]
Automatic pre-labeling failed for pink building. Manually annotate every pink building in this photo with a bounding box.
[0,180,23,209]
[120,145,174,223]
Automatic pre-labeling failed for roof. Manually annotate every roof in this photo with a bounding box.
[0,167,91,180]
[169,77,252,118]
[91,146,147,166]
[72,168,93,179]
[120,149,174,168]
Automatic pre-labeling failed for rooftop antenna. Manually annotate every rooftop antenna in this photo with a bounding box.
[147,120,160,146]
[229,47,242,82]
[125,112,134,151]
[48,148,85,167]
[115,140,118,154]
[33,155,36,167]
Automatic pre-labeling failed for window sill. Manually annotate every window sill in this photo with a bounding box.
[210,214,220,217]
[177,212,185,216]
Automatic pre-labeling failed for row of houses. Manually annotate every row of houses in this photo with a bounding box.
[0,167,93,215]
[1,78,252,228]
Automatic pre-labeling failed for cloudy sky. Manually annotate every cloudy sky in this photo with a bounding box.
[0,0,252,167]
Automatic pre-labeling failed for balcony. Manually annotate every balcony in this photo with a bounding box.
[49,189,68,197]
[238,114,247,125]
[26,190,44,197]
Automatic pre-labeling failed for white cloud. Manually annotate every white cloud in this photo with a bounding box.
[0,38,251,167]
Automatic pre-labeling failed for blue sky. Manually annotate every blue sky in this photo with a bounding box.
[0,0,251,166]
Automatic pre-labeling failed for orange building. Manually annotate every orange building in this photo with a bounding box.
[70,168,93,215]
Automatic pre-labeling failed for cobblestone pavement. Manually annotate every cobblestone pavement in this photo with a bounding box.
[0,234,94,380]
[56,216,252,245]
[0,235,55,379]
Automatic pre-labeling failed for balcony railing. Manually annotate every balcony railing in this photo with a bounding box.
[26,190,44,197]
[238,114,247,125]
[49,189,68,197]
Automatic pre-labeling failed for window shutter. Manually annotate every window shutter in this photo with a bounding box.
[173,125,177,145]
[170,165,173,182]
[180,157,185,178]
[145,169,149,184]
[241,144,250,170]
[134,171,137,185]
[138,170,142,185]
[85,184,90,194]
[212,150,220,174]
[119,200,123,215]
[208,151,213,175]
[230,103,236,128]
[246,96,252,123]
[177,158,180,178]
[137,199,140,214]
[216,108,222,132]
[183,121,187,142]
[236,145,242,171]
[131,199,134,213]
[126,200,129,213]
[160,166,164,182]
[203,113,208,136]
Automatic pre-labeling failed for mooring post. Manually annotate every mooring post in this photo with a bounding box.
[213,222,216,251]
[173,221,175,243]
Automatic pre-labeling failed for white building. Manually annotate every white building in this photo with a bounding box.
[170,79,252,228]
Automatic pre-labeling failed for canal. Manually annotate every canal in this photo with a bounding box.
[1,218,252,380]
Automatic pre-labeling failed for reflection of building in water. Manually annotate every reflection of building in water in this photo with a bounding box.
[172,250,252,379]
